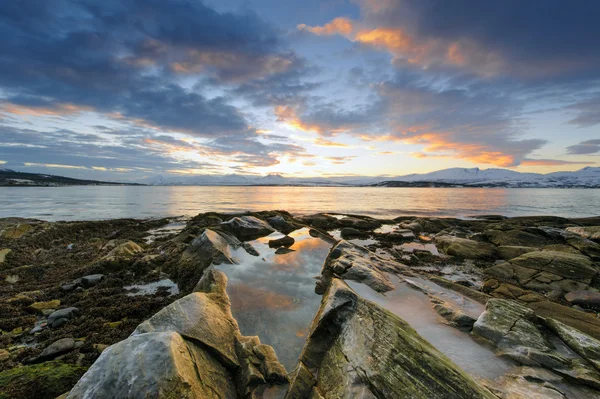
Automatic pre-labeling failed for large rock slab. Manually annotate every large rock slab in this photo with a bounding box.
[565,290,600,311]
[567,226,600,241]
[526,300,600,340]
[484,228,550,247]
[67,331,236,399]
[182,228,239,264]
[510,251,597,283]
[546,318,600,371]
[220,216,275,240]
[132,291,240,368]
[435,235,498,259]
[287,278,496,399]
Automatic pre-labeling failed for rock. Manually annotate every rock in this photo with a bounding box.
[497,246,539,260]
[106,240,142,258]
[0,349,9,362]
[5,274,19,284]
[288,278,496,398]
[29,300,61,313]
[484,228,550,247]
[565,290,600,311]
[285,362,316,399]
[38,338,79,361]
[67,331,237,399]
[268,235,295,248]
[267,215,301,234]
[93,344,109,353]
[485,367,571,399]
[546,318,600,371]
[221,216,275,240]
[80,274,104,287]
[299,214,338,229]
[320,240,402,293]
[132,291,240,368]
[526,300,600,340]
[253,344,287,383]
[429,276,492,305]
[435,235,498,259]
[431,298,477,331]
[47,307,79,326]
[183,229,239,264]
[510,251,597,283]
[339,227,369,239]
[242,242,260,256]
[61,283,77,292]
[566,226,600,241]
[1,223,33,239]
[338,216,381,230]
[472,299,552,362]
[275,247,295,255]
[0,248,11,263]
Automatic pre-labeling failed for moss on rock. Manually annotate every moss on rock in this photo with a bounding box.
[0,361,85,399]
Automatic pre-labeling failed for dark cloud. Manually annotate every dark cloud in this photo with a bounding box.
[566,139,600,155]
[566,97,600,128]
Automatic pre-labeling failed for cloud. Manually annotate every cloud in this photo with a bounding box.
[297,17,354,36]
[566,139,600,155]
[566,97,600,128]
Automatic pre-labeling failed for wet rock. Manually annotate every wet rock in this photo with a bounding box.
[268,235,295,248]
[183,229,239,264]
[29,299,61,313]
[339,227,368,239]
[321,240,400,293]
[484,228,550,247]
[435,235,498,259]
[430,297,477,331]
[566,226,600,242]
[105,240,142,258]
[299,214,338,229]
[497,245,539,260]
[0,248,11,263]
[290,278,496,398]
[81,274,104,287]
[267,215,302,234]
[472,299,552,361]
[527,300,600,340]
[546,318,600,371]
[67,331,236,399]
[485,367,572,399]
[429,276,492,304]
[275,247,296,254]
[338,216,381,230]
[47,307,79,327]
[221,216,275,240]
[132,291,240,368]
[38,338,80,361]
[565,290,600,311]
[242,242,260,256]
[61,283,77,292]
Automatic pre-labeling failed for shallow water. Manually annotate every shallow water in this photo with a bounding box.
[397,241,439,255]
[124,279,180,296]
[2,186,599,221]
[215,228,332,371]
[347,275,516,380]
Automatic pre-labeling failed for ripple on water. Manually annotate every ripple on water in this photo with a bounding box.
[215,228,333,372]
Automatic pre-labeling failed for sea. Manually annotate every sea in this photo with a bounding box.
[1,186,599,221]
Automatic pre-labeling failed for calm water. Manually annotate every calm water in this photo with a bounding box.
[1,186,599,221]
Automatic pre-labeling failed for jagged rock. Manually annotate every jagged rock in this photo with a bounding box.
[183,229,239,264]
[430,297,477,331]
[497,246,539,260]
[132,291,240,368]
[510,251,597,283]
[285,362,316,399]
[566,226,600,241]
[66,331,237,399]
[242,242,260,256]
[319,240,401,293]
[472,299,552,362]
[435,235,498,259]
[221,216,275,240]
[289,278,496,399]
[268,235,295,248]
[546,318,600,371]
[267,215,301,234]
[253,344,287,383]
[565,290,600,311]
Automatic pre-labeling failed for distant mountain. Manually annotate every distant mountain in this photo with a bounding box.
[0,170,143,187]
[145,167,600,188]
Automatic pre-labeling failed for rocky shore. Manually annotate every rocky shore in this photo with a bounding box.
[1,212,600,398]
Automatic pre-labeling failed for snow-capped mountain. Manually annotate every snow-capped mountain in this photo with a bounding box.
[142,167,600,187]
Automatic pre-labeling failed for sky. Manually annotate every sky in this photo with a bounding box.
[1,0,599,182]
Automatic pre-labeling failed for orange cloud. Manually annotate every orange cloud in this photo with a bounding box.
[297,17,354,36]
[274,105,324,133]
[313,137,351,148]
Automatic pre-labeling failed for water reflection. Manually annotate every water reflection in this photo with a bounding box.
[215,228,332,371]
[347,275,515,380]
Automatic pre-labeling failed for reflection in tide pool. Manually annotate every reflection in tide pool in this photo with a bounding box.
[216,228,332,371]
[347,275,516,380]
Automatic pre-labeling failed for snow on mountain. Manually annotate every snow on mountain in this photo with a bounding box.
[142,167,600,188]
